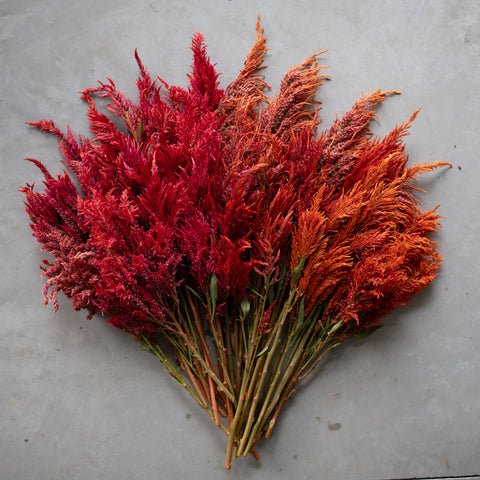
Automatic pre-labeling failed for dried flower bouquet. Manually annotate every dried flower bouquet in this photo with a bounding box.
[22,20,448,469]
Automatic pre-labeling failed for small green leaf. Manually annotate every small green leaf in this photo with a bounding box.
[185,285,206,306]
[137,119,144,140]
[292,257,305,284]
[353,325,382,338]
[256,345,269,357]
[210,273,218,313]
[293,296,305,335]
[268,284,275,305]
[240,297,251,317]
[276,261,287,296]
[328,321,343,335]
[249,287,264,298]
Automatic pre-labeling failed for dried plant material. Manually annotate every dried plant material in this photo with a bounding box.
[22,19,449,469]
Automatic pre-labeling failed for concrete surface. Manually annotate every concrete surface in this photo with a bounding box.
[1,0,479,479]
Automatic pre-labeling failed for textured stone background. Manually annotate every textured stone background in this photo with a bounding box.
[1,1,479,478]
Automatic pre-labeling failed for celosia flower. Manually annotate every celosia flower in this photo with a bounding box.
[22,18,449,469]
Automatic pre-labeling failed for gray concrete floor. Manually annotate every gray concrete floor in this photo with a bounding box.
[1,0,479,478]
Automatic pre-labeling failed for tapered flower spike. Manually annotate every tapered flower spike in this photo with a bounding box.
[22,19,449,469]
[220,16,269,119]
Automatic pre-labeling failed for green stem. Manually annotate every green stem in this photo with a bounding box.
[184,291,236,405]
[224,285,268,469]
[238,305,333,454]
[235,289,297,456]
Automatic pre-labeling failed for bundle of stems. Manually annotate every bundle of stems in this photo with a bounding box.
[22,19,448,469]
